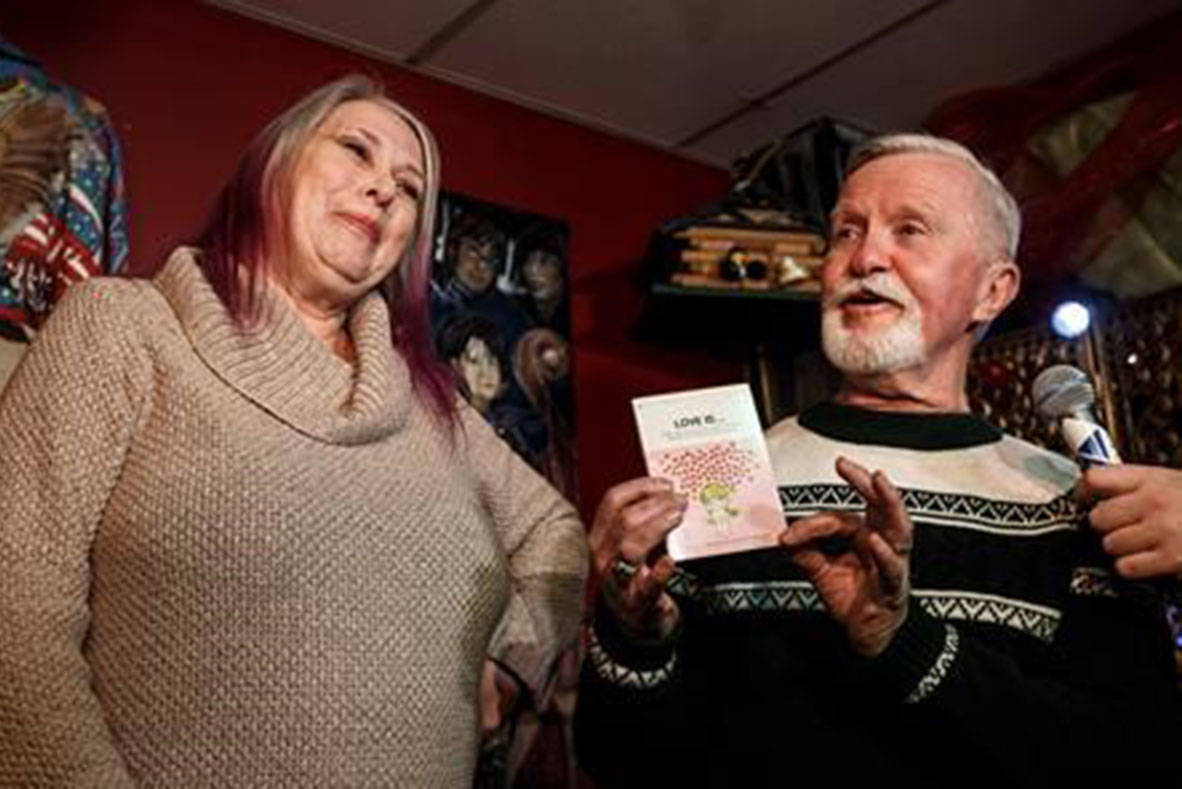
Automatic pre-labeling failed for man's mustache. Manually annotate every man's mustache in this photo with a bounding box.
[823,273,916,310]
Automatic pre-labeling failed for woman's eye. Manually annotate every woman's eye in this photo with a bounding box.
[342,139,369,161]
[397,180,422,201]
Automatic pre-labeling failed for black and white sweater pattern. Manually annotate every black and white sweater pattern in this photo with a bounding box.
[575,403,1177,785]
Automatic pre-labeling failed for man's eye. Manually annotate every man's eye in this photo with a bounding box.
[898,222,926,236]
[831,225,858,242]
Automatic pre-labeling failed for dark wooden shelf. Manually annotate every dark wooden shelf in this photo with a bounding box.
[649,282,820,303]
[636,281,822,351]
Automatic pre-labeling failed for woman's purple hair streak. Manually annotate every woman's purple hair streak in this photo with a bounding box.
[194,75,456,427]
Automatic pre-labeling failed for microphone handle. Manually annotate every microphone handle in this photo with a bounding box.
[1060,416,1122,467]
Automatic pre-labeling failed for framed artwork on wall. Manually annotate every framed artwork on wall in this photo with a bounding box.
[428,192,577,501]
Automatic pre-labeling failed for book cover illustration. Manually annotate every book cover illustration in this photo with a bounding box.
[632,384,786,561]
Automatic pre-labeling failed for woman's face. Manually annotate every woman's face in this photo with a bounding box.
[454,336,503,410]
[283,100,425,310]
[522,251,562,300]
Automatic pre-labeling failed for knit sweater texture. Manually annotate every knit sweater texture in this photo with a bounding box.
[0,249,587,786]
[575,403,1177,784]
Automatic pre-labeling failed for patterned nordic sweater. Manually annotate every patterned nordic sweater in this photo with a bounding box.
[0,249,587,786]
[575,403,1177,785]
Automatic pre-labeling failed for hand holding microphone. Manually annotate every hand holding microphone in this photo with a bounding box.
[1034,365,1182,581]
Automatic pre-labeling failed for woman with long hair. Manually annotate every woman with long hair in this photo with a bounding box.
[0,75,586,786]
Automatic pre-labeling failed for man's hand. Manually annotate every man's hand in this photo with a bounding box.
[779,457,913,657]
[1079,464,1182,581]
[588,477,687,639]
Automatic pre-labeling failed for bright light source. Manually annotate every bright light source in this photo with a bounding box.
[1051,301,1090,339]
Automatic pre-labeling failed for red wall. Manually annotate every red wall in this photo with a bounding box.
[6,0,740,515]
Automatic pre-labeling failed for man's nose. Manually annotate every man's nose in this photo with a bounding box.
[847,229,889,278]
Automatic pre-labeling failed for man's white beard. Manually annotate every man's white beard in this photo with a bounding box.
[821,274,926,375]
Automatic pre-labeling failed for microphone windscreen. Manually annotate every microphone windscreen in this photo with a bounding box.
[1032,365,1095,419]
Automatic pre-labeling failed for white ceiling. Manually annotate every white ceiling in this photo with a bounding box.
[208,0,1181,168]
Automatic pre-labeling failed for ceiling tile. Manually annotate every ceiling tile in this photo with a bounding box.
[210,0,1180,170]
[208,0,474,60]
[689,0,1179,164]
[421,0,931,146]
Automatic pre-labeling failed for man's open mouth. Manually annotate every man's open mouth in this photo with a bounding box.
[841,289,896,307]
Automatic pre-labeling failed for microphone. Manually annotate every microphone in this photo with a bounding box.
[1032,365,1121,467]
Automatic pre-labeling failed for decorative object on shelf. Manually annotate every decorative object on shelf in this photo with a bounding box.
[731,117,870,234]
[646,117,868,300]
[670,222,824,293]
[0,37,128,343]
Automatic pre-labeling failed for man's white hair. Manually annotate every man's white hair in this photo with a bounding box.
[846,133,1021,261]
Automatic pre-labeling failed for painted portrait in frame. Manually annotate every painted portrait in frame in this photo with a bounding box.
[429,192,576,501]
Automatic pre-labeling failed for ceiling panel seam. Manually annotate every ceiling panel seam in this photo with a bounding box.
[675,0,954,149]
[406,0,503,66]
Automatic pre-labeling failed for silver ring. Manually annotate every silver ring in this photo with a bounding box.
[611,557,639,584]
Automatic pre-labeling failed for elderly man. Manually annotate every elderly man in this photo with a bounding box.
[575,134,1178,784]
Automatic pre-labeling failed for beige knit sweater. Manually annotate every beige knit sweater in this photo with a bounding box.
[0,249,587,786]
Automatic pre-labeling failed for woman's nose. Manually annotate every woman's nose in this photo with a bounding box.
[365,172,396,207]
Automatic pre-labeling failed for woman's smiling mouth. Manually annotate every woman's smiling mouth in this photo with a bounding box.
[336,211,380,244]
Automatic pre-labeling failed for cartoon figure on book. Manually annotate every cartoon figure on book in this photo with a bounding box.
[652,440,760,531]
[698,481,738,529]
[576,133,1181,784]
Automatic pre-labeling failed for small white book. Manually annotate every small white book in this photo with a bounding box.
[631,384,786,562]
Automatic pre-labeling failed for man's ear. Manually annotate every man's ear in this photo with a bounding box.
[972,258,1021,325]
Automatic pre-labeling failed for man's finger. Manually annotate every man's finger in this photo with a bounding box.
[785,545,831,578]
[1078,465,1146,500]
[871,470,912,550]
[618,502,686,563]
[596,477,675,524]
[617,491,686,537]
[779,512,860,549]
[1088,492,1143,534]
[1101,523,1158,558]
[835,456,879,505]
[866,531,907,594]
[1114,550,1174,580]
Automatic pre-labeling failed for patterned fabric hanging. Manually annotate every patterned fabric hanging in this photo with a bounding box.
[0,37,128,340]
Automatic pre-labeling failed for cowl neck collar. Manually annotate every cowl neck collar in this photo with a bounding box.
[154,248,411,444]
